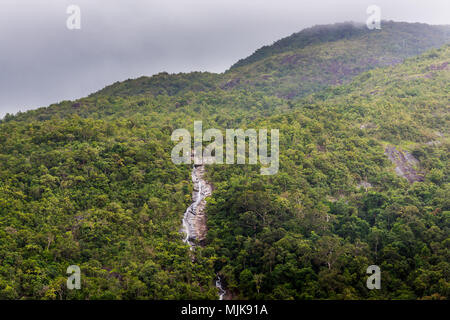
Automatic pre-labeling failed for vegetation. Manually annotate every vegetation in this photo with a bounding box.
[225,21,450,99]
[207,45,450,300]
[0,22,448,300]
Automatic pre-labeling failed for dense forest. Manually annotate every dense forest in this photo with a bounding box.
[207,45,450,299]
[0,22,448,300]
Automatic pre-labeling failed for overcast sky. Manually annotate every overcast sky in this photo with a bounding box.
[0,0,449,118]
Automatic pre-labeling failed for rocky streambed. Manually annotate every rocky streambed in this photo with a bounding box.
[181,163,212,247]
[180,160,227,299]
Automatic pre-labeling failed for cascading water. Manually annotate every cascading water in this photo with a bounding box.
[215,275,226,301]
[180,162,227,299]
[181,165,204,247]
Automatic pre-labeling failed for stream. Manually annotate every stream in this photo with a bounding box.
[181,162,227,300]
[215,275,226,301]
[181,164,205,247]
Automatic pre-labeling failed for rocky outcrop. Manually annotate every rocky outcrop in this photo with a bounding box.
[384,146,424,183]
[180,158,224,299]
[181,163,212,247]
[191,164,212,245]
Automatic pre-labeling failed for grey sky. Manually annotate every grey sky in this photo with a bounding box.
[0,0,449,118]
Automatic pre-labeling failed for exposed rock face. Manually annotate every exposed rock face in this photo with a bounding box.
[426,131,444,146]
[192,164,212,245]
[180,159,224,299]
[357,180,372,190]
[359,123,377,130]
[426,140,441,146]
[384,146,424,183]
[181,163,212,247]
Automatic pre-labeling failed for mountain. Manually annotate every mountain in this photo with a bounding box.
[94,72,221,98]
[230,21,450,70]
[8,22,448,123]
[207,44,449,299]
[223,21,450,98]
[0,22,448,300]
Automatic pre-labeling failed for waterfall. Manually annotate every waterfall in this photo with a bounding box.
[180,162,227,300]
[181,165,203,247]
[215,275,226,301]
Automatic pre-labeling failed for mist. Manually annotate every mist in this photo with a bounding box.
[0,0,449,118]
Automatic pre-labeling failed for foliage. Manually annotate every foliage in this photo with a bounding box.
[0,22,448,300]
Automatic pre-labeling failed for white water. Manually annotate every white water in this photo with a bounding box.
[215,275,226,300]
[181,165,204,247]
[181,163,227,300]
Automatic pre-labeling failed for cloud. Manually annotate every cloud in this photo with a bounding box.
[0,0,449,118]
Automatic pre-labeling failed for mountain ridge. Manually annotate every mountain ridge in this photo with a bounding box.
[0,21,448,300]
[91,21,450,101]
[3,20,448,119]
[228,21,450,70]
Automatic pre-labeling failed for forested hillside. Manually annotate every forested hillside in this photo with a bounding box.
[224,21,450,99]
[206,44,449,300]
[0,22,448,300]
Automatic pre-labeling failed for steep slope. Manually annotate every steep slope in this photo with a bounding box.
[0,23,448,301]
[94,72,221,98]
[0,85,291,300]
[5,20,444,122]
[223,21,450,98]
[206,45,449,300]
